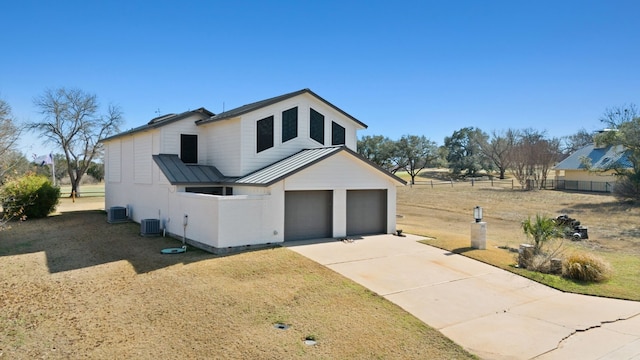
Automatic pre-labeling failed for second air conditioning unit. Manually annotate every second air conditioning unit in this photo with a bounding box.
[141,218,161,236]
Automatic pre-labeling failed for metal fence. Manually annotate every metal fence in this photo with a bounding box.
[411,178,614,193]
[411,178,518,189]
[541,180,613,193]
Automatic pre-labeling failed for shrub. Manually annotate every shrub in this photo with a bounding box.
[562,253,612,282]
[1,174,60,219]
[613,176,640,202]
[522,214,563,254]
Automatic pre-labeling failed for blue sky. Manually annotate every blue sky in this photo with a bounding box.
[2,0,639,157]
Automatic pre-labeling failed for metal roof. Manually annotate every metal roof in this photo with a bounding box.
[235,147,342,185]
[195,89,368,129]
[554,144,631,170]
[152,147,406,187]
[152,154,235,185]
[235,146,406,186]
[102,108,215,142]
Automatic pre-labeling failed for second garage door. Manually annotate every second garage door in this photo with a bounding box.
[284,190,333,241]
[346,189,387,236]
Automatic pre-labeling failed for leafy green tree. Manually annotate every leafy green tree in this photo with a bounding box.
[394,135,439,185]
[29,88,122,196]
[87,162,104,182]
[357,135,396,172]
[444,127,490,177]
[595,105,640,200]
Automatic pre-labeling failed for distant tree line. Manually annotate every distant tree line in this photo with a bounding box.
[358,104,639,199]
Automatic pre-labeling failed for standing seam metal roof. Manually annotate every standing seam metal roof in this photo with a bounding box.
[554,144,631,170]
[101,108,214,142]
[152,154,233,184]
[195,88,367,128]
[234,146,406,186]
[235,147,343,185]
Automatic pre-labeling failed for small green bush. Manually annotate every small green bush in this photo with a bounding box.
[1,174,60,219]
[562,253,613,282]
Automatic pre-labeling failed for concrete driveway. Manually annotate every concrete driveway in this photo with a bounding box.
[285,234,640,360]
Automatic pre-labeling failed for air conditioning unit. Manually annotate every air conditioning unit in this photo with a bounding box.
[141,219,161,236]
[108,206,128,223]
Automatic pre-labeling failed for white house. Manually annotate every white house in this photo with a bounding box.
[102,89,406,253]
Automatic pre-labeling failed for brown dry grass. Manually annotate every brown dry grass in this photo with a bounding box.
[397,170,640,300]
[0,199,474,359]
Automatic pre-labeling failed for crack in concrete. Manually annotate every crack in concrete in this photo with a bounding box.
[532,312,640,359]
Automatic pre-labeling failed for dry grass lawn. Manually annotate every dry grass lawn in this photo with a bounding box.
[0,198,474,359]
[397,170,640,300]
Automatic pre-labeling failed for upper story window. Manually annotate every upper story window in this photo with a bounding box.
[282,107,298,143]
[181,134,198,163]
[332,121,345,145]
[257,116,274,153]
[310,108,324,145]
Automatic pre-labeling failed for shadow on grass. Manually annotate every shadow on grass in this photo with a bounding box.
[0,210,216,274]
[445,247,476,255]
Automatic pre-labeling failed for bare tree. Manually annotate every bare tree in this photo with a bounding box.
[0,97,23,183]
[30,88,123,196]
[476,129,516,179]
[562,128,594,155]
[599,104,638,129]
[509,129,561,190]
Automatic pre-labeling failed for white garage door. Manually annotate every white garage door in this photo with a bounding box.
[347,190,387,236]
[284,190,333,241]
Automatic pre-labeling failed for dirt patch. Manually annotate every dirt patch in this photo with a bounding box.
[397,184,640,255]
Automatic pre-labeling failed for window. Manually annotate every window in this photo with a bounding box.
[181,134,198,163]
[332,121,345,145]
[282,107,298,143]
[257,116,274,153]
[310,108,324,144]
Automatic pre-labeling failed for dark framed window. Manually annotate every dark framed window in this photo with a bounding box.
[282,107,298,143]
[332,121,345,145]
[181,134,198,163]
[310,108,324,144]
[257,116,274,153]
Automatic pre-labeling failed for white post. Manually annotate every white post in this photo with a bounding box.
[470,221,487,250]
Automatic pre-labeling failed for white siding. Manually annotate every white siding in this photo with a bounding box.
[159,116,202,161]
[284,152,394,190]
[202,118,242,175]
[134,133,152,184]
[107,140,121,183]
[235,93,363,175]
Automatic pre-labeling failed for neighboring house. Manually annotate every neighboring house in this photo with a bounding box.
[553,144,631,192]
[102,89,406,253]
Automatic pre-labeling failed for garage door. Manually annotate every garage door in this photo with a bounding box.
[347,190,387,236]
[284,190,333,241]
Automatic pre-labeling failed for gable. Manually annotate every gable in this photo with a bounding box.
[235,147,405,187]
[195,89,367,129]
[101,108,214,143]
